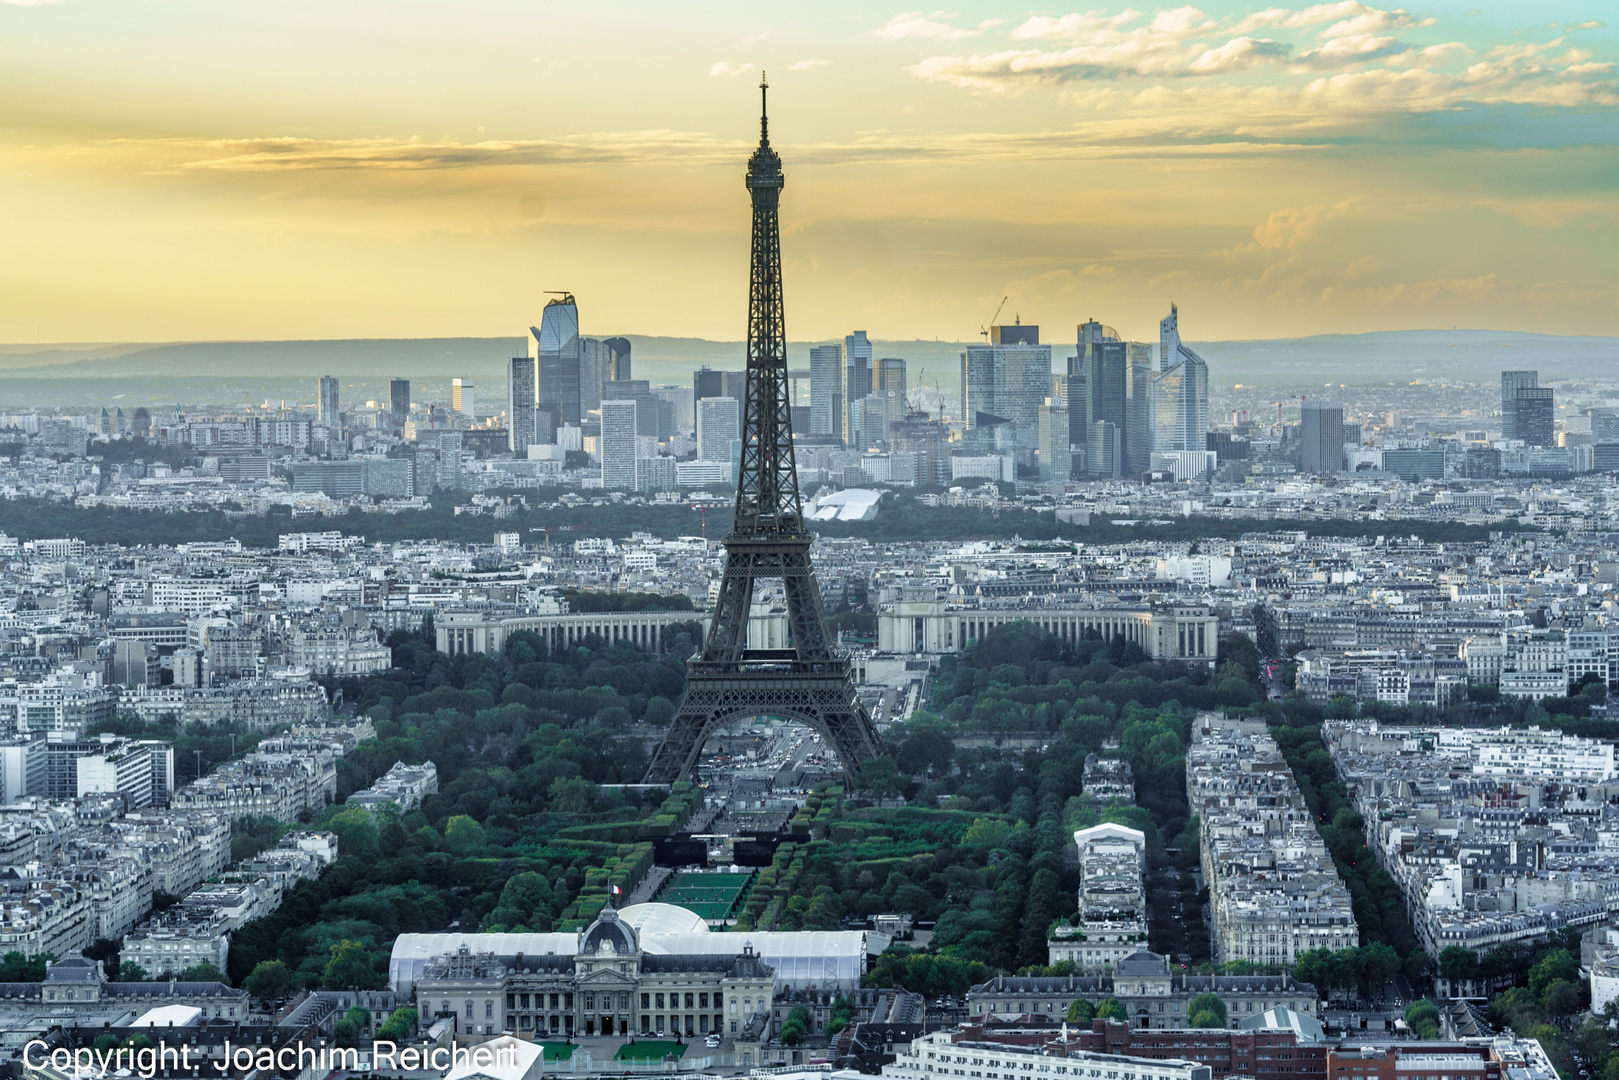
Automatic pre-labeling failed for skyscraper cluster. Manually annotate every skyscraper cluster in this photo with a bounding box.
[806,332,907,451]
[508,293,638,455]
[963,304,1211,481]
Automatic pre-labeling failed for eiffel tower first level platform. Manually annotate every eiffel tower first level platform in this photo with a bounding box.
[643,75,883,784]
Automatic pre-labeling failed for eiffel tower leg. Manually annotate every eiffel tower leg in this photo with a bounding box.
[644,672,884,785]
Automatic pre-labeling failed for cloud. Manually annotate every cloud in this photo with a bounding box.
[709,61,753,78]
[870,11,1003,42]
[1231,199,1361,255]
[790,58,832,71]
[1188,37,1292,74]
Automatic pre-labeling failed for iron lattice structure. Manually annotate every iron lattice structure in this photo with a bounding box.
[643,78,883,784]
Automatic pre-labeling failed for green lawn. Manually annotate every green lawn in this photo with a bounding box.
[614,1041,688,1061]
[656,871,755,922]
[536,1042,575,1061]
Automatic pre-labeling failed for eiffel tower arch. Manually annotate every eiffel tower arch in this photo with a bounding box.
[643,77,883,785]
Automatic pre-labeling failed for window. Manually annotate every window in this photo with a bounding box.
[714,993,723,1007]
[485,1001,493,1019]
[657,993,665,1009]
[465,1001,473,1018]
[642,994,650,1009]
[686,993,695,1009]
[700,993,709,1008]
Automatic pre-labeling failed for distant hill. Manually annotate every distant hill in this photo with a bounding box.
[0,328,1610,408]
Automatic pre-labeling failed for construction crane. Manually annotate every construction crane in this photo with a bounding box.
[979,296,1008,341]
[1270,395,1303,425]
[528,525,577,552]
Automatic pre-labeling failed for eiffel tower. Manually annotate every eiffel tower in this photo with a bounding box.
[643,77,883,784]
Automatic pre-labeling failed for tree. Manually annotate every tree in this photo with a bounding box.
[779,1005,811,1046]
[1066,999,1096,1023]
[897,724,955,777]
[1543,979,1581,1023]
[1095,998,1127,1020]
[323,940,382,991]
[855,756,905,799]
[118,961,148,982]
[245,959,292,1002]
[177,963,228,984]
[377,1007,419,1043]
[444,814,488,853]
[1187,992,1227,1028]
[0,951,52,982]
[1356,942,1402,1000]
[1438,946,1479,984]
[1529,949,1579,998]
[1405,998,1440,1040]
[333,1004,370,1047]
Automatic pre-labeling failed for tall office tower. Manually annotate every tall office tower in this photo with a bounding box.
[1516,386,1555,447]
[1301,400,1345,474]
[1087,420,1121,479]
[599,399,639,489]
[389,378,410,428]
[1038,399,1071,481]
[1126,343,1153,473]
[993,324,1053,468]
[854,394,888,448]
[1150,304,1209,457]
[844,331,873,443]
[876,357,906,403]
[452,378,475,418]
[1085,338,1127,479]
[605,335,634,395]
[318,376,340,428]
[693,366,724,402]
[1501,370,1538,440]
[579,338,605,414]
[654,386,695,434]
[604,338,632,382]
[507,356,537,454]
[809,345,842,438]
[961,343,997,426]
[697,396,741,462]
[1158,303,1181,371]
[1065,354,1087,450]
[531,294,582,425]
[437,431,464,490]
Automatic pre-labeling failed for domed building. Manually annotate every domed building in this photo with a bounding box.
[409,907,779,1041]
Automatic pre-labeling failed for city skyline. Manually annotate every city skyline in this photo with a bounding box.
[1,2,1616,344]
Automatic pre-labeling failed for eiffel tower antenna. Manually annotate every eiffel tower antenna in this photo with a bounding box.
[643,82,883,785]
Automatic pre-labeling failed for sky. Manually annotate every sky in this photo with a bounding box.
[1,0,1616,345]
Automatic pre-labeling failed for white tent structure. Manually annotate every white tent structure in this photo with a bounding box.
[389,904,888,994]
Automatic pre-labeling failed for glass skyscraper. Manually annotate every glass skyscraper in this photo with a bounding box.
[844,331,873,444]
[532,294,582,426]
[809,345,842,439]
[1150,304,1209,459]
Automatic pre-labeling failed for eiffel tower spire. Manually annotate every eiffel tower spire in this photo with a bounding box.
[643,83,883,785]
